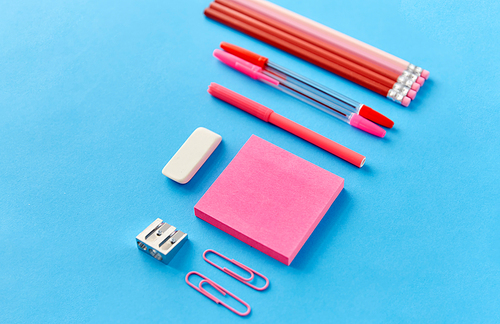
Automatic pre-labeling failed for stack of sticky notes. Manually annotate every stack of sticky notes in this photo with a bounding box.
[195,135,344,265]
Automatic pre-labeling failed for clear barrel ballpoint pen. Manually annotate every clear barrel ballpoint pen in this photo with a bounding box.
[213,49,386,137]
[219,42,394,128]
[265,63,360,113]
[261,64,360,124]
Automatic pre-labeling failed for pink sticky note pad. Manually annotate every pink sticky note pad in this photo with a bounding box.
[194,135,344,265]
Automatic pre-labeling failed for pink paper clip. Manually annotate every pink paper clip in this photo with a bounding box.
[203,249,270,291]
[185,271,251,317]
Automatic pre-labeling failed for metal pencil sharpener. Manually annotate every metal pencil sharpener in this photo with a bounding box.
[136,218,188,264]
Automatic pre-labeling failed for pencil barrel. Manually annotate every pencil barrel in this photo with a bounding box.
[216,0,400,82]
[204,6,390,97]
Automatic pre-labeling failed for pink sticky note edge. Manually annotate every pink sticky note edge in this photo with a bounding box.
[194,135,344,265]
[195,208,290,264]
[286,182,344,264]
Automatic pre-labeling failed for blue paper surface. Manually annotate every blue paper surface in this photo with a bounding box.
[0,0,499,322]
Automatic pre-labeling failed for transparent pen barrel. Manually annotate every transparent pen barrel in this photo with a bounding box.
[261,72,354,124]
[266,62,362,113]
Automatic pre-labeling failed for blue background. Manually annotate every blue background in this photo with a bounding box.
[1,0,499,322]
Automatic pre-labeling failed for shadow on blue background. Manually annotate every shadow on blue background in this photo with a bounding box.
[292,190,351,270]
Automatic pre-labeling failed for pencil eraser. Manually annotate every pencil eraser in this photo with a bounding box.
[401,97,411,107]
[194,135,344,266]
[421,69,430,80]
[407,89,416,100]
[416,76,425,86]
[162,127,222,184]
[411,82,420,92]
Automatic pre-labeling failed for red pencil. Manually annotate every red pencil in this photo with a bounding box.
[209,2,395,89]
[217,0,420,99]
[215,0,400,82]
[205,5,391,98]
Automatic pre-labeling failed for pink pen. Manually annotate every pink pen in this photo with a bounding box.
[208,82,367,167]
[214,49,385,138]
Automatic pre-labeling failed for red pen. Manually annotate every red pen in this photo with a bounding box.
[208,82,366,168]
[220,42,394,128]
[214,49,386,137]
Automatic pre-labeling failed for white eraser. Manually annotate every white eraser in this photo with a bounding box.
[162,127,222,184]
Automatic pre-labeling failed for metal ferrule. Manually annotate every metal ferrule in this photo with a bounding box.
[386,89,405,104]
[397,75,414,88]
[406,63,423,77]
[401,70,418,82]
[392,82,410,97]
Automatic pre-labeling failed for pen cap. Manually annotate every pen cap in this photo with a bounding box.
[220,42,269,68]
[349,114,386,138]
[358,105,394,128]
[213,50,278,85]
[208,83,274,122]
